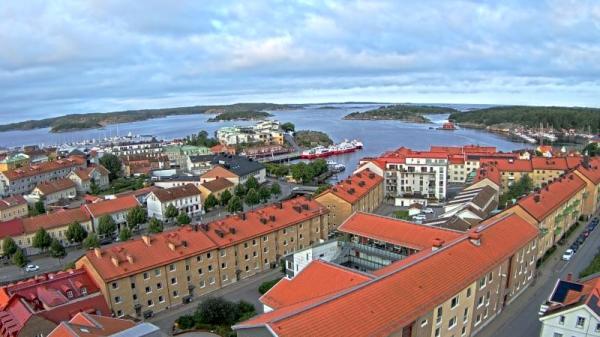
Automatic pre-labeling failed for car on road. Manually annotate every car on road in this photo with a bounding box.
[412,214,427,221]
[24,264,39,272]
[562,249,575,261]
[422,208,434,214]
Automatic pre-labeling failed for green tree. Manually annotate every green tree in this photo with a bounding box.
[583,142,600,156]
[127,206,147,229]
[258,186,271,202]
[314,184,331,196]
[148,217,164,233]
[245,176,259,191]
[65,222,88,244]
[12,249,26,267]
[234,183,246,198]
[2,237,18,257]
[34,200,45,215]
[226,196,243,213]
[97,215,117,237]
[165,204,179,221]
[290,162,307,183]
[259,278,282,294]
[50,238,66,259]
[204,194,219,211]
[119,227,132,242]
[245,188,260,207]
[220,189,232,206]
[195,297,239,326]
[32,228,52,251]
[270,182,282,196]
[90,179,101,195]
[83,233,100,249]
[99,153,122,180]
[281,122,295,132]
[499,174,534,208]
[177,212,191,226]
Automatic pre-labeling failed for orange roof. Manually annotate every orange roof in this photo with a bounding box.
[338,212,462,250]
[82,226,218,282]
[34,178,76,195]
[22,208,90,234]
[202,197,327,248]
[261,260,372,310]
[0,195,27,211]
[480,158,533,172]
[70,165,109,182]
[318,169,383,204]
[429,145,497,154]
[1,156,85,181]
[518,173,586,221]
[201,177,234,192]
[576,158,600,185]
[201,165,238,180]
[531,157,569,171]
[48,312,136,337]
[83,196,140,218]
[473,164,501,186]
[235,213,538,337]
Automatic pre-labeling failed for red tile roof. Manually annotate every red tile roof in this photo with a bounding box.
[82,226,218,282]
[576,158,600,185]
[235,213,538,337]
[0,195,27,211]
[318,169,383,204]
[1,157,86,181]
[200,165,238,180]
[473,164,502,187]
[260,260,372,310]
[201,177,234,192]
[338,212,462,250]
[70,165,110,182]
[22,208,90,234]
[429,145,497,154]
[480,158,533,172]
[531,157,569,171]
[34,178,76,195]
[48,312,136,337]
[203,197,328,248]
[149,184,201,202]
[83,195,139,218]
[517,173,586,221]
[0,218,25,239]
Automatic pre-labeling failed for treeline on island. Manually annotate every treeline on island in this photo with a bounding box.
[343,104,459,122]
[207,110,273,122]
[449,106,600,132]
[0,103,289,133]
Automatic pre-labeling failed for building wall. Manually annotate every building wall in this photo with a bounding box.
[0,203,28,222]
[573,171,600,218]
[36,187,77,206]
[540,306,600,337]
[147,194,202,221]
[14,220,94,254]
[315,192,352,231]
[532,169,565,188]
[0,162,85,197]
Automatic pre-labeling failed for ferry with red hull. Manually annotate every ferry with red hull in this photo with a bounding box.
[301,139,363,159]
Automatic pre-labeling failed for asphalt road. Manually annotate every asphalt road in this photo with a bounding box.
[149,269,282,332]
[476,218,600,337]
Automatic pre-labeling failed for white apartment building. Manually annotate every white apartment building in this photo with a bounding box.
[146,184,203,221]
[216,120,284,146]
[385,155,448,201]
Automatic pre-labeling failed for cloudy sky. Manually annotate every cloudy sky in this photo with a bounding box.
[1,0,600,122]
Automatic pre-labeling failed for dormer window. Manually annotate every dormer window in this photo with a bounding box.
[66,290,73,298]
[81,287,87,295]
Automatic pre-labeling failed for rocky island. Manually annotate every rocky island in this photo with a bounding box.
[207,110,273,122]
[343,104,459,123]
[293,130,333,147]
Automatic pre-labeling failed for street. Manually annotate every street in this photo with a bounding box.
[149,269,282,332]
[476,219,600,337]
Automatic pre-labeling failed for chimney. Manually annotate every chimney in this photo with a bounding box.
[240,212,246,220]
[260,218,268,224]
[276,202,283,209]
[469,232,481,246]
[566,273,573,281]
[94,248,102,258]
[168,242,176,251]
[111,256,120,267]
[269,215,276,222]
[301,204,309,210]
[229,227,236,234]
[432,238,444,251]
[534,194,541,203]
[126,254,134,264]
[142,235,151,246]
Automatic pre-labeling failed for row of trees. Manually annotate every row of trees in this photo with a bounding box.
[175,297,255,333]
[201,177,282,214]
[184,130,219,147]
[266,159,328,184]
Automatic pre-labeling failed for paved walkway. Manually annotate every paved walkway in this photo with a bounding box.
[476,217,600,337]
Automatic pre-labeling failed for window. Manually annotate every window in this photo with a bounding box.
[451,296,459,309]
[253,239,257,245]
[477,296,484,308]
[173,290,179,297]
[198,268,203,275]
[147,299,153,307]
[434,327,440,337]
[463,308,468,322]
[154,269,161,276]
[117,310,123,317]
[171,277,177,285]
[448,316,456,329]
[159,295,165,303]
[552,333,563,337]
[209,277,215,285]
[479,277,486,289]
[133,294,137,301]
[475,314,481,325]
[264,247,269,253]
[436,306,442,324]
[66,290,73,298]
[207,252,212,259]
[111,282,118,289]
[130,283,136,289]
[220,250,226,257]
[169,264,176,272]
[114,296,121,303]
[196,255,202,262]
[208,264,213,272]
[81,287,87,295]
[200,280,205,288]
[263,236,268,242]
[244,242,248,248]
[145,286,151,293]
[420,319,428,327]
[488,272,493,283]
[576,316,585,328]
[596,323,600,332]
[157,282,162,290]
[221,262,227,269]
[466,287,471,298]
[222,274,228,282]
[143,272,149,280]
[244,254,249,260]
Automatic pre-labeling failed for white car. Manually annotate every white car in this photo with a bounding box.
[412,214,427,221]
[422,208,434,214]
[24,264,40,272]
[562,249,575,261]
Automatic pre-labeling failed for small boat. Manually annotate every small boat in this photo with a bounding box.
[327,160,346,173]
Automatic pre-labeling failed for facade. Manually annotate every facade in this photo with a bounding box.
[0,195,28,222]
[105,139,163,157]
[539,275,600,337]
[48,311,165,337]
[29,178,77,207]
[0,156,86,197]
[234,212,539,337]
[146,184,203,221]
[198,177,234,200]
[67,165,110,193]
[163,145,211,169]
[186,155,214,174]
[574,158,600,217]
[216,121,284,146]
[76,197,328,319]
[121,154,170,177]
[0,268,110,337]
[314,169,384,231]
[211,154,266,185]
[83,196,140,234]
[0,153,29,172]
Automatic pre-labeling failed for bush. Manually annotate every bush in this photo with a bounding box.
[175,315,196,330]
[259,278,282,294]
[581,250,600,278]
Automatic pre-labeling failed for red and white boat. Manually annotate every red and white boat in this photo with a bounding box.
[301,139,363,159]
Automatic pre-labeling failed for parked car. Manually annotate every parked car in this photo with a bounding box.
[570,243,579,252]
[412,214,427,221]
[422,208,434,214]
[24,264,40,272]
[562,249,575,261]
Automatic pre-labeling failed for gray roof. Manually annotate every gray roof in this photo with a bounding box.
[110,323,166,337]
[211,154,265,177]
[188,154,216,163]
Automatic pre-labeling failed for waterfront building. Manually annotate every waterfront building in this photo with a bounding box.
[163,145,211,169]
[216,120,284,146]
[0,268,110,337]
[314,169,384,231]
[538,274,600,337]
[146,184,203,221]
[29,178,77,207]
[105,139,163,157]
[0,195,28,222]
[0,156,87,197]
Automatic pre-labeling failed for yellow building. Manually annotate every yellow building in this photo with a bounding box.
[0,195,28,222]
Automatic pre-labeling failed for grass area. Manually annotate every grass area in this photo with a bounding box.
[393,210,410,220]
[99,175,147,195]
[259,278,282,294]
[580,249,600,278]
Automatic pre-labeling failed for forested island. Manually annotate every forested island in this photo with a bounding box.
[449,106,600,132]
[343,105,459,122]
[207,110,273,122]
[0,103,288,133]
[293,130,333,147]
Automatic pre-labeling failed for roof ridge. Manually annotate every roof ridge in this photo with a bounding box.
[353,211,467,235]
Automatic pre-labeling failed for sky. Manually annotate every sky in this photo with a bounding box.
[1,0,600,123]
